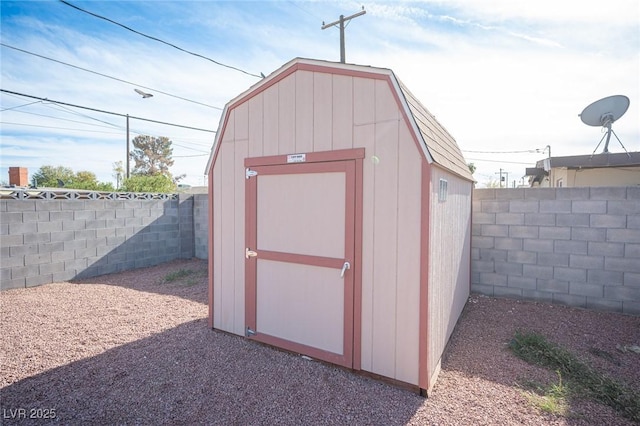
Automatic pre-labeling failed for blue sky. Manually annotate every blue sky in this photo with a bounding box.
[1,0,638,187]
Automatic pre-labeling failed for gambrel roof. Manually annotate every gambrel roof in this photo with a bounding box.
[206,58,473,182]
[396,79,473,180]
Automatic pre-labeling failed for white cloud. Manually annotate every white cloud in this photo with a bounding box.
[1,0,638,188]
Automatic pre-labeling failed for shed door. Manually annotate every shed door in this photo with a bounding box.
[245,160,355,368]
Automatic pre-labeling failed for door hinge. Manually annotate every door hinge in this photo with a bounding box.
[246,327,256,337]
[246,168,258,179]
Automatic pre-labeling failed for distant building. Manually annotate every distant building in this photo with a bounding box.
[525,152,640,187]
[8,167,29,187]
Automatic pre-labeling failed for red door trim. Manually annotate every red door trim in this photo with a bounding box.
[254,333,350,367]
[258,250,344,269]
[245,164,258,337]
[245,153,361,369]
[245,148,365,167]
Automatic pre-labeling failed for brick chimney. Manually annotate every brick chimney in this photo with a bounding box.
[8,167,28,187]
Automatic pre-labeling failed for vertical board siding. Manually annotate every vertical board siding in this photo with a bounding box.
[219,143,235,331]
[394,123,421,385]
[375,79,399,122]
[313,73,333,151]
[235,102,249,141]
[353,77,375,125]
[212,150,223,329]
[354,79,377,375]
[332,74,354,150]
[234,139,248,335]
[248,95,264,158]
[263,84,279,156]
[355,122,376,372]
[295,70,314,153]
[371,119,400,379]
[427,167,471,376]
[278,74,296,154]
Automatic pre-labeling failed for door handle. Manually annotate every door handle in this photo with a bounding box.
[245,248,258,259]
[340,261,350,278]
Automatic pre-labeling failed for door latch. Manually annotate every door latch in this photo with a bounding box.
[245,248,258,259]
[340,261,351,278]
[246,327,256,337]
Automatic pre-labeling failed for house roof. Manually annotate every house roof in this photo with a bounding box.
[206,58,473,181]
[535,151,640,170]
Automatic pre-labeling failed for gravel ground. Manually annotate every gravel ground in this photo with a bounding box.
[1,258,639,425]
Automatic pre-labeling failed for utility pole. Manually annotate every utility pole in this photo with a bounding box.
[126,114,130,179]
[495,168,504,188]
[322,7,366,63]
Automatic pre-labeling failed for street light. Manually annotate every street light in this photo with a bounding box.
[127,89,154,178]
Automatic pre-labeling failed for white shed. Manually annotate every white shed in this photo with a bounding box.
[205,58,473,394]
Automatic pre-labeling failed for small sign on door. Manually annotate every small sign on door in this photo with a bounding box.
[287,153,306,163]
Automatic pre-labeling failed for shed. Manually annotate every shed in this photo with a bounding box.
[205,58,474,394]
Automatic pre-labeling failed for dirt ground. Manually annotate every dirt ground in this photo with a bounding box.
[1,258,639,425]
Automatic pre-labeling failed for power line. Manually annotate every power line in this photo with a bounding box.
[7,97,213,151]
[171,142,209,153]
[4,91,125,130]
[46,102,123,128]
[59,0,262,79]
[466,157,531,165]
[1,89,216,133]
[4,108,121,130]
[1,43,223,111]
[173,153,209,158]
[1,100,42,112]
[287,1,325,22]
[462,149,537,154]
[0,121,121,134]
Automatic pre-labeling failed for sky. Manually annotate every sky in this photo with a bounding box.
[1,0,638,188]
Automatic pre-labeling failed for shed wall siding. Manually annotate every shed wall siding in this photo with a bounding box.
[427,166,472,377]
[212,70,423,384]
[212,108,248,336]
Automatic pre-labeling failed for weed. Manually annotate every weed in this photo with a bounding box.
[162,267,207,285]
[588,347,621,366]
[509,331,640,422]
[519,371,570,416]
[163,268,194,283]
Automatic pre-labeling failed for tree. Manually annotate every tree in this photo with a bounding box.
[467,162,476,175]
[483,178,501,188]
[71,171,115,191]
[30,165,114,190]
[130,135,174,177]
[31,165,75,188]
[112,161,125,189]
[120,174,176,193]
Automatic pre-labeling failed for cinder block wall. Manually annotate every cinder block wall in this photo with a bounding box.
[0,194,195,290]
[193,194,209,259]
[472,187,640,315]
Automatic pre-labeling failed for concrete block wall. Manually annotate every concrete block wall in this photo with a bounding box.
[193,194,209,259]
[472,187,640,315]
[1,194,195,290]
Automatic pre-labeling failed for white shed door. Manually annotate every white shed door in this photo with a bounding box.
[245,159,355,368]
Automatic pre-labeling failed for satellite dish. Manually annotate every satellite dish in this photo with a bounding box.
[579,95,630,156]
